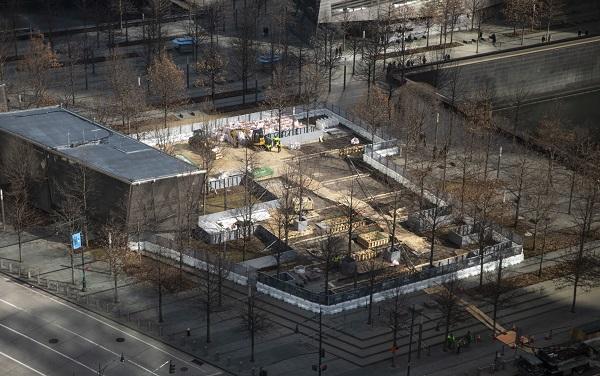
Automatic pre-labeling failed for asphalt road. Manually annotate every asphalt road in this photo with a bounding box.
[0,275,225,376]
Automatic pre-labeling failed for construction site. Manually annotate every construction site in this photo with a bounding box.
[135,104,524,315]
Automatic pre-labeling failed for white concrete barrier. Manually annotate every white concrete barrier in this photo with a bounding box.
[257,251,524,315]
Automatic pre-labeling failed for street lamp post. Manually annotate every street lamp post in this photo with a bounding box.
[407,304,416,376]
[0,188,5,231]
[81,235,87,292]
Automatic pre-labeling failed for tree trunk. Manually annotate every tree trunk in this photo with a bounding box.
[113,272,119,303]
[71,254,75,284]
[17,232,22,263]
[158,282,164,323]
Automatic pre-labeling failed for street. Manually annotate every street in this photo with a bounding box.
[0,275,225,376]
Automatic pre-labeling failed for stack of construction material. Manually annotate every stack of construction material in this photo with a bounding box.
[353,249,378,261]
[357,231,389,249]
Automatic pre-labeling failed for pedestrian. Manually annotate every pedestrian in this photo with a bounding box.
[548,34,551,42]
[542,36,545,43]
[578,30,582,37]
[456,342,461,354]
[476,334,481,344]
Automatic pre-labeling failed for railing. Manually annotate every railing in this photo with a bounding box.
[208,174,244,191]
[144,233,255,280]
[258,245,522,306]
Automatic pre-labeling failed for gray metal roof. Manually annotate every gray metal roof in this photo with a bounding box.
[0,107,201,183]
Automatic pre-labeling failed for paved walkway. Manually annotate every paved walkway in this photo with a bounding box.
[1,225,599,376]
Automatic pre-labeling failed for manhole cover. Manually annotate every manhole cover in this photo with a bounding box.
[115,337,125,343]
[48,338,59,344]
[180,367,188,372]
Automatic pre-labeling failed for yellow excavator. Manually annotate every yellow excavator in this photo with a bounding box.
[251,129,281,152]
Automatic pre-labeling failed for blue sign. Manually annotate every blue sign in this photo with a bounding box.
[71,232,82,250]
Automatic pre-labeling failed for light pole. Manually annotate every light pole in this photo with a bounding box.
[81,233,87,292]
[0,188,5,231]
[407,304,415,376]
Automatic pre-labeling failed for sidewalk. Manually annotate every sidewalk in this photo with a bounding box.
[1,225,599,375]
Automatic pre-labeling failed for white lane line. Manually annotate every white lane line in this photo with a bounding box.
[7,280,222,375]
[0,298,24,311]
[53,323,160,376]
[153,360,170,372]
[0,297,159,375]
[0,322,97,374]
[0,349,49,376]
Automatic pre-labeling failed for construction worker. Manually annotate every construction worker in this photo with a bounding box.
[273,135,281,153]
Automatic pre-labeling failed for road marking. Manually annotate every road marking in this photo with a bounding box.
[153,360,170,372]
[6,279,223,375]
[0,298,24,311]
[53,323,161,375]
[0,322,98,374]
[0,349,49,376]
[0,297,164,375]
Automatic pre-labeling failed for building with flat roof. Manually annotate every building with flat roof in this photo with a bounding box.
[0,107,204,232]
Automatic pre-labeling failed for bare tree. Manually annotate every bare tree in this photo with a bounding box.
[100,222,134,303]
[525,172,556,269]
[240,288,270,362]
[464,0,483,30]
[198,250,231,343]
[420,0,439,46]
[431,276,467,351]
[0,18,12,81]
[312,26,342,93]
[354,87,393,147]
[509,87,530,138]
[147,51,187,154]
[463,179,506,286]
[317,229,344,299]
[239,148,261,261]
[504,0,539,44]
[355,24,384,91]
[230,3,257,105]
[555,140,600,313]
[195,43,227,103]
[535,116,574,188]
[469,255,517,336]
[538,0,565,40]
[53,178,85,284]
[506,152,530,228]
[379,288,409,367]
[56,36,84,108]
[299,62,326,128]
[263,65,292,136]
[18,35,60,107]
[1,142,40,263]
[145,0,171,62]
[188,132,218,215]
[174,170,202,284]
[107,51,147,135]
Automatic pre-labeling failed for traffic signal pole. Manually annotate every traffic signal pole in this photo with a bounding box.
[318,309,322,376]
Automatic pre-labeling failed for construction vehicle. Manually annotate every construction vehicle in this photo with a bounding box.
[251,129,281,152]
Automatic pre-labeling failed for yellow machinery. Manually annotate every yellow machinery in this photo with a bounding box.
[252,129,281,152]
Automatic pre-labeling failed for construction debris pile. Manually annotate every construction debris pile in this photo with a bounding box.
[221,116,301,146]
